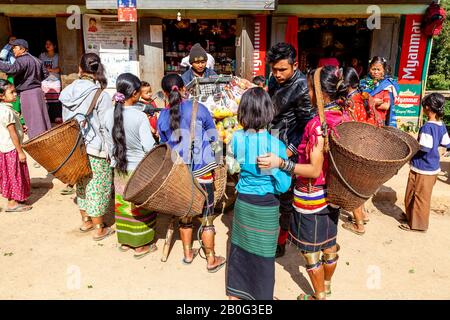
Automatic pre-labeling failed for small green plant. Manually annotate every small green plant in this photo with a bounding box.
[399,121,419,133]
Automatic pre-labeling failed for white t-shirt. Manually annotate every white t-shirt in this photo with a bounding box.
[0,103,23,153]
[180,53,215,70]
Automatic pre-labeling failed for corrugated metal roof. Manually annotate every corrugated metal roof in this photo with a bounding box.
[86,0,276,10]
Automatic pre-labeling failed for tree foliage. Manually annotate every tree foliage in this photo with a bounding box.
[427,0,450,90]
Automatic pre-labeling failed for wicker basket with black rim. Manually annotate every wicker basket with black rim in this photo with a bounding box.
[327,121,412,211]
[22,119,92,185]
[123,144,207,218]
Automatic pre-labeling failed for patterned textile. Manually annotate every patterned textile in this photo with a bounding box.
[0,149,30,202]
[231,194,279,258]
[76,155,113,217]
[196,172,213,184]
[289,206,339,252]
[293,183,327,214]
[227,193,280,300]
[114,171,156,247]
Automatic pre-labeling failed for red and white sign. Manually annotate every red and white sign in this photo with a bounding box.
[397,15,428,83]
[118,7,137,22]
[253,15,267,77]
[394,95,421,106]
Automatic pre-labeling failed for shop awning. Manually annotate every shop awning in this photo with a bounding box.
[86,0,276,10]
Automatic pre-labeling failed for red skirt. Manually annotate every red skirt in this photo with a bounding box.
[0,149,31,201]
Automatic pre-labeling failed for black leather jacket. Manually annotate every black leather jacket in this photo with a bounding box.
[268,70,315,156]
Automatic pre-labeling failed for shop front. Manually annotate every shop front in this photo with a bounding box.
[85,0,275,92]
[273,0,434,127]
[162,18,237,75]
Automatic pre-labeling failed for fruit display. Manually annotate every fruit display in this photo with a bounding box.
[215,115,242,145]
[202,76,254,122]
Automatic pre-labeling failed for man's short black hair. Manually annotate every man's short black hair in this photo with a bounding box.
[267,42,297,65]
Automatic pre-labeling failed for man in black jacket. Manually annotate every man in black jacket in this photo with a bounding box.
[267,42,315,258]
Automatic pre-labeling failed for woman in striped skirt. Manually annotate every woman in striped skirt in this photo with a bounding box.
[258,66,346,300]
[104,73,157,259]
[226,87,291,300]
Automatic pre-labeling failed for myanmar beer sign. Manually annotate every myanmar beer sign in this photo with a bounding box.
[394,83,422,118]
[395,14,428,126]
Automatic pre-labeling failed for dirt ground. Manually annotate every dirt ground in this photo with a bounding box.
[0,155,449,300]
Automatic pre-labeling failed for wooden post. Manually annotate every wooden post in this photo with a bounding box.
[161,216,176,262]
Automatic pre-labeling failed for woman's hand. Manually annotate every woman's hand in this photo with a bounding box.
[22,125,28,134]
[374,98,383,106]
[18,151,27,163]
[257,153,282,169]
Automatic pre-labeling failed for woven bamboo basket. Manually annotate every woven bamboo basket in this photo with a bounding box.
[327,122,412,211]
[212,164,227,206]
[123,144,207,218]
[22,119,92,185]
[382,126,420,159]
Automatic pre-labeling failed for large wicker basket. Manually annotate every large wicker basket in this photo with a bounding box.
[382,126,420,159]
[22,119,92,185]
[327,122,412,211]
[123,144,207,218]
[213,164,227,206]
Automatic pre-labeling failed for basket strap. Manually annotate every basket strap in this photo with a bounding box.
[313,67,330,154]
[188,99,199,165]
[48,127,84,175]
[80,89,103,128]
[328,148,374,200]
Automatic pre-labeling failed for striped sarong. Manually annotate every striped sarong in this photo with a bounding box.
[114,171,156,248]
[226,193,279,300]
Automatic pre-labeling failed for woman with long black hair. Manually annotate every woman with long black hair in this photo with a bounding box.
[157,73,226,273]
[104,73,157,259]
[60,52,114,241]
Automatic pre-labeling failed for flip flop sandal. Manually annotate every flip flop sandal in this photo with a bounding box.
[5,204,32,212]
[118,244,132,252]
[79,216,93,233]
[347,216,369,224]
[61,187,75,195]
[134,243,157,259]
[398,224,426,233]
[342,222,365,235]
[182,248,200,265]
[207,256,226,273]
[297,292,326,300]
[79,225,94,233]
[93,227,115,241]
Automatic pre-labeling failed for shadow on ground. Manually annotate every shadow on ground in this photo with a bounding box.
[28,173,54,205]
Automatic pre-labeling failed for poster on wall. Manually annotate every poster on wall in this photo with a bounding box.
[394,14,428,128]
[83,14,138,60]
[99,49,139,89]
[83,14,139,88]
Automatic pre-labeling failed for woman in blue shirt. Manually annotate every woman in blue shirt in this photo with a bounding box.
[226,87,291,300]
[157,73,226,273]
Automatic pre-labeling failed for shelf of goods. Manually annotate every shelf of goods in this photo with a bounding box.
[185,76,253,213]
